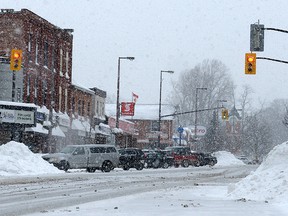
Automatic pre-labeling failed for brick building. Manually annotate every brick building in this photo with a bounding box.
[0,9,108,150]
[0,8,73,114]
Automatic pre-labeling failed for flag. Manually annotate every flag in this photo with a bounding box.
[132,92,139,103]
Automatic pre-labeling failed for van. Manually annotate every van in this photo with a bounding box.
[42,144,119,172]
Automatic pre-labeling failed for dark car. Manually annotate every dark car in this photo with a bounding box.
[144,150,174,169]
[197,153,217,166]
[118,148,145,170]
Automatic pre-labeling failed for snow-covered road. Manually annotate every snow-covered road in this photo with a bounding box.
[0,165,255,216]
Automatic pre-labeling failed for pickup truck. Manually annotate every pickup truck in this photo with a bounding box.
[42,144,119,172]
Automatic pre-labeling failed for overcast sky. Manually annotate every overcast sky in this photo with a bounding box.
[2,0,288,107]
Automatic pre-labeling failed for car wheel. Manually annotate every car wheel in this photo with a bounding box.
[87,167,96,173]
[136,163,144,170]
[174,163,180,168]
[59,160,69,171]
[101,161,113,172]
[181,160,189,168]
[162,162,169,169]
[123,165,130,170]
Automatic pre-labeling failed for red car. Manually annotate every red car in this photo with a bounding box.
[165,146,200,167]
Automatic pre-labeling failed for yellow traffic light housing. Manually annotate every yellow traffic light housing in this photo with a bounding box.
[10,49,22,71]
[245,53,256,75]
[222,109,229,120]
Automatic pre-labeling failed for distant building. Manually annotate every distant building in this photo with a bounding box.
[106,104,175,149]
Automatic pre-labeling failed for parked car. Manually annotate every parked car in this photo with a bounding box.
[42,144,119,172]
[144,150,174,169]
[118,148,145,170]
[197,152,217,166]
[165,146,200,167]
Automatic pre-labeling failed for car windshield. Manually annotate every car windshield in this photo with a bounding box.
[60,146,77,154]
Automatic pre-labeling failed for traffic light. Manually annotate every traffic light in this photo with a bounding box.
[10,49,22,71]
[222,109,229,120]
[250,24,264,52]
[245,53,256,75]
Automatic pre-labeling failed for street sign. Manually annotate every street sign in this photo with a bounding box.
[177,126,184,134]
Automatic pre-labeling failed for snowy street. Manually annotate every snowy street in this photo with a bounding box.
[0,165,261,216]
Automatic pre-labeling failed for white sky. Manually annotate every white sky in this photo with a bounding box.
[1,0,288,107]
[0,141,288,215]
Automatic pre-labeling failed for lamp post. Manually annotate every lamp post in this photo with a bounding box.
[158,70,174,147]
[194,87,207,149]
[115,57,135,129]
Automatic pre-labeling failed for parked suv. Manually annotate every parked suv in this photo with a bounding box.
[197,152,217,166]
[144,150,174,169]
[42,144,119,172]
[118,148,145,170]
[165,146,200,167]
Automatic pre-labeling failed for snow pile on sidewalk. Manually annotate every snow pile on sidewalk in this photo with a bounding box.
[213,151,245,166]
[0,141,63,176]
[228,141,288,204]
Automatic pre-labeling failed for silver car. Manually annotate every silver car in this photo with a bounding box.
[42,144,119,172]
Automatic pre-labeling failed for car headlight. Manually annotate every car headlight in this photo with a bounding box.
[49,158,58,163]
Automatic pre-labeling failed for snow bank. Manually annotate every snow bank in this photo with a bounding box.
[0,141,63,176]
[228,141,288,204]
[214,151,245,166]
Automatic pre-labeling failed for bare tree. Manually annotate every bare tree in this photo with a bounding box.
[169,59,234,127]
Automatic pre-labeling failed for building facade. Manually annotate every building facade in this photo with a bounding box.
[0,9,108,151]
[0,8,73,114]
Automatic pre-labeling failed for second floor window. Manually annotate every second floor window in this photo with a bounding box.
[44,41,49,67]
[151,121,159,132]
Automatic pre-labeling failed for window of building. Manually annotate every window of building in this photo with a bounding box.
[42,80,47,105]
[151,121,159,132]
[28,33,32,62]
[82,100,85,116]
[87,102,90,116]
[72,97,75,113]
[59,48,63,76]
[65,88,68,113]
[59,86,62,111]
[65,51,69,77]
[78,100,81,115]
[35,39,39,64]
[44,41,49,67]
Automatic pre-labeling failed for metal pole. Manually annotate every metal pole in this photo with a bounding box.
[158,70,174,148]
[194,89,198,144]
[194,87,207,150]
[116,57,121,129]
[158,71,163,147]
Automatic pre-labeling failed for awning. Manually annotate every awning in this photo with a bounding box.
[25,123,48,135]
[25,123,65,138]
[52,126,66,138]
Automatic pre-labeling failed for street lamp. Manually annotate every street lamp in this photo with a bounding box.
[158,70,174,147]
[115,57,135,129]
[194,87,207,149]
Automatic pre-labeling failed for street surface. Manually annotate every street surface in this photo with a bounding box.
[0,165,256,216]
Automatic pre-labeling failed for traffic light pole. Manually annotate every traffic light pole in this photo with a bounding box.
[256,57,288,65]
[255,26,288,65]
[161,106,224,118]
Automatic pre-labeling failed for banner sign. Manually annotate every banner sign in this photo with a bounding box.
[121,102,135,116]
[0,109,35,124]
